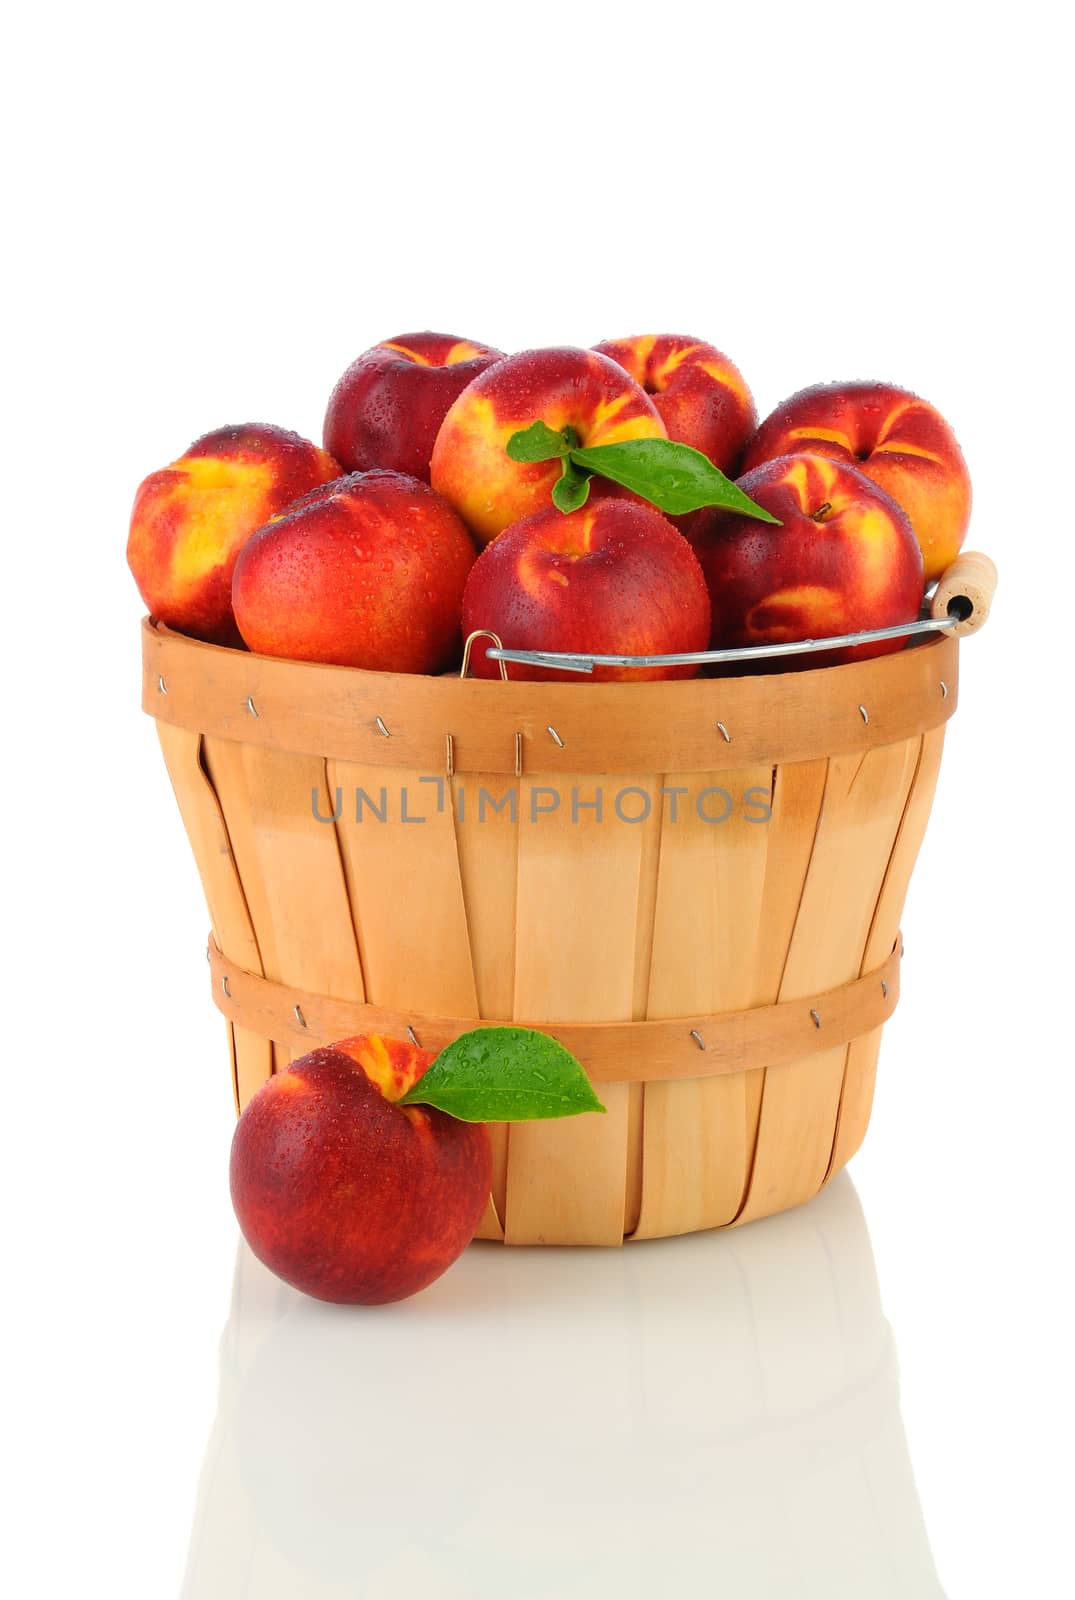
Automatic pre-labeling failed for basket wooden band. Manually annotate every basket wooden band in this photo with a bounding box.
[208,935,902,1084]
[144,619,958,776]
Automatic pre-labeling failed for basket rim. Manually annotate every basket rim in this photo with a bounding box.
[142,616,958,775]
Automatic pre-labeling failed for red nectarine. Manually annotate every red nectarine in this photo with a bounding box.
[230,1036,492,1305]
[743,381,970,582]
[127,423,341,645]
[462,498,711,682]
[430,347,667,545]
[324,332,505,482]
[691,454,924,666]
[232,469,476,672]
[592,334,756,474]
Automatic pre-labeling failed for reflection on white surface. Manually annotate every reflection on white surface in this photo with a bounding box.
[181,1174,944,1598]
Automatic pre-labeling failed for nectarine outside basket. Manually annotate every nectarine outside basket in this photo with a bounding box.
[142,552,994,1245]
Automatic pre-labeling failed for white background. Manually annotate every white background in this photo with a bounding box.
[4,3,1072,1595]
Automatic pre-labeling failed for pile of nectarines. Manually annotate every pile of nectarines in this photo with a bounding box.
[128,331,972,677]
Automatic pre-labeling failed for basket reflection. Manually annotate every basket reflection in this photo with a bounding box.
[180,1174,944,1598]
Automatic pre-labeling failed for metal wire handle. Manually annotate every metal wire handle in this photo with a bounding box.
[484,614,959,677]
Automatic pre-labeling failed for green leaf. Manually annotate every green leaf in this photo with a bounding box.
[552,456,592,513]
[506,420,574,464]
[398,1026,607,1123]
[570,438,781,523]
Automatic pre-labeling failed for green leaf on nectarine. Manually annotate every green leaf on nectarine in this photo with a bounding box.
[397,1027,607,1123]
[552,457,592,513]
[506,420,574,463]
[570,438,782,522]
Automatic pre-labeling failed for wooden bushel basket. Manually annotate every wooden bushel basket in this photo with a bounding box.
[142,552,996,1246]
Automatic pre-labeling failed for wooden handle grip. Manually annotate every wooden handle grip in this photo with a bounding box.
[930,550,998,637]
